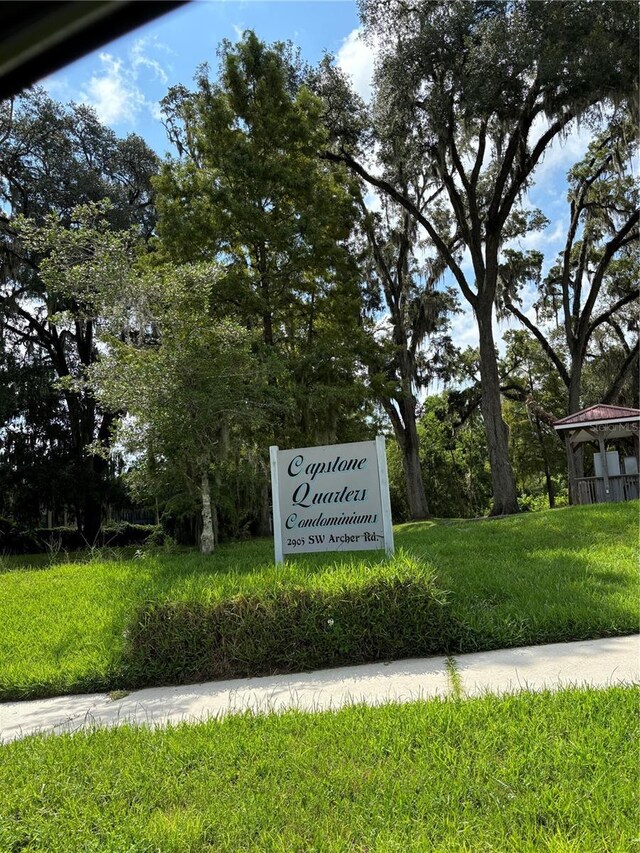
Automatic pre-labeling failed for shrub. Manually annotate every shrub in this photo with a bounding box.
[100,523,163,548]
[122,553,454,687]
[518,490,569,513]
[0,522,163,554]
[0,519,39,555]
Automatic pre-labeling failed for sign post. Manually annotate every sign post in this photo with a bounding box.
[269,444,283,565]
[270,437,394,564]
[375,434,394,558]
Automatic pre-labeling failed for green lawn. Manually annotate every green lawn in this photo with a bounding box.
[0,502,637,701]
[1,686,637,852]
[399,501,640,650]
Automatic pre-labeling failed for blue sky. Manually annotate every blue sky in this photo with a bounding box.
[43,2,362,156]
[41,0,595,352]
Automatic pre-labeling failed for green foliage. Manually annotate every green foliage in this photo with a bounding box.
[497,329,568,504]
[0,89,158,231]
[0,517,39,555]
[155,32,369,448]
[13,201,138,321]
[356,194,460,519]
[1,687,637,852]
[0,91,159,536]
[519,489,568,513]
[0,522,161,556]
[97,268,263,462]
[386,392,493,520]
[501,112,639,412]
[419,395,493,517]
[2,21,638,542]
[582,323,639,409]
[0,364,77,527]
[328,0,639,515]
[503,398,565,502]
[93,261,269,551]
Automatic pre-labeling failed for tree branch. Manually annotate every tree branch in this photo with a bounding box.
[588,287,640,338]
[502,295,571,387]
[602,340,639,404]
[581,208,639,329]
[606,316,631,354]
[321,148,477,307]
[487,78,540,227]
[380,396,406,445]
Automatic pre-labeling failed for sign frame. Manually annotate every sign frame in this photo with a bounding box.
[270,436,394,564]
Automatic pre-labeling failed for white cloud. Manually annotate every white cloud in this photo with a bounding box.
[336,28,376,103]
[40,75,72,99]
[78,38,171,128]
[449,304,479,350]
[363,187,382,213]
[519,119,597,277]
[131,38,169,84]
[82,53,145,125]
[149,101,165,123]
[502,215,568,283]
[529,114,594,187]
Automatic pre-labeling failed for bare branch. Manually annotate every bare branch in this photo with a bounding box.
[322,148,477,307]
[602,340,639,404]
[502,294,571,387]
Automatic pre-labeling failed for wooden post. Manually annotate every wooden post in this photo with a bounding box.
[565,432,577,505]
[598,437,610,502]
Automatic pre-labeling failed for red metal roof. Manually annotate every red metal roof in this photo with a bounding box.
[554,404,640,427]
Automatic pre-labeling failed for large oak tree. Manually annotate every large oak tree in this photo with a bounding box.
[0,90,158,539]
[359,194,458,519]
[323,0,638,514]
[500,114,639,415]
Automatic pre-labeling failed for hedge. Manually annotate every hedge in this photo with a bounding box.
[122,558,455,687]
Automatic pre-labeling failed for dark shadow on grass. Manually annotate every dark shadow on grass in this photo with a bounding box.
[118,570,458,692]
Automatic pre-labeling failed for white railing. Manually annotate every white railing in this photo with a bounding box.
[574,475,639,505]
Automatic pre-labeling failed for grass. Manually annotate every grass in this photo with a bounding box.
[122,557,452,687]
[398,501,640,651]
[0,686,637,852]
[0,502,637,701]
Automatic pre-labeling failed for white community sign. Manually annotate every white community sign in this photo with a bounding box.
[269,437,394,564]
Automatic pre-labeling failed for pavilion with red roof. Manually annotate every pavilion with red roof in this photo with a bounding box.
[554,405,640,505]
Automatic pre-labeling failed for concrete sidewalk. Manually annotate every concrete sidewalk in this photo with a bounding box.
[1,635,637,743]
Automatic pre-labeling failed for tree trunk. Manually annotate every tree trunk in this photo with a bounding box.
[398,398,430,519]
[544,462,555,509]
[79,453,107,544]
[567,365,586,478]
[477,305,520,515]
[532,414,555,509]
[200,469,215,555]
[80,492,103,544]
[257,477,272,537]
[568,365,582,415]
[402,441,430,519]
